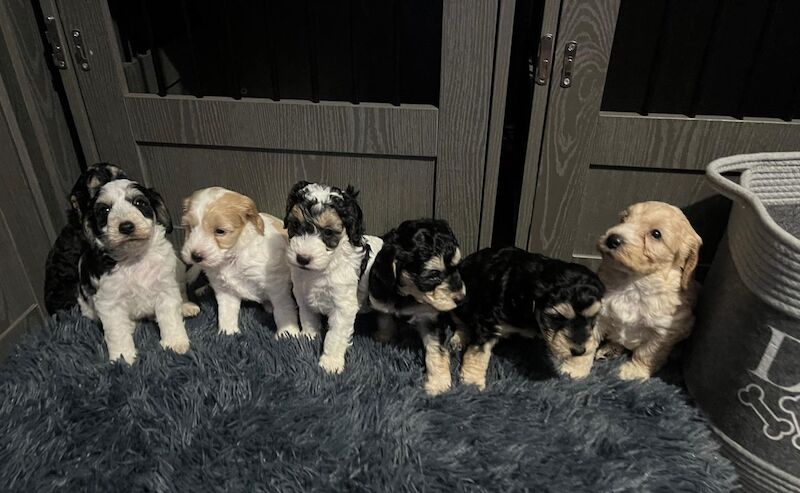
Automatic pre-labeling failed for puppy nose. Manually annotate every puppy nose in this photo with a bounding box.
[296,254,311,266]
[570,346,587,357]
[119,221,135,235]
[605,234,623,250]
[190,251,204,263]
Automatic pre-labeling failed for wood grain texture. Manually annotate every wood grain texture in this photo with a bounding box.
[478,0,515,248]
[592,112,800,170]
[436,0,498,253]
[56,0,141,175]
[0,208,42,334]
[514,0,562,248]
[0,0,81,232]
[0,303,44,362]
[125,94,438,157]
[140,145,435,238]
[526,0,621,258]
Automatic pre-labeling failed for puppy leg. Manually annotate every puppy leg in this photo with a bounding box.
[449,316,470,352]
[619,337,674,380]
[319,308,357,374]
[418,325,451,396]
[297,302,322,340]
[215,290,242,335]
[100,310,137,363]
[595,341,625,360]
[460,338,498,391]
[155,297,191,355]
[559,332,599,379]
[374,314,396,344]
[271,286,301,339]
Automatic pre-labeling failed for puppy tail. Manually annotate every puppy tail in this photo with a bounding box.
[344,185,360,199]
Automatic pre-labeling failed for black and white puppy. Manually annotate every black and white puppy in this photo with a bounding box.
[453,247,604,390]
[368,219,465,395]
[44,163,127,314]
[79,179,199,363]
[283,181,383,374]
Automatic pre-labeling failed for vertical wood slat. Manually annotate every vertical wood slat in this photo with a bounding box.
[138,0,166,97]
[527,0,621,259]
[478,0,515,248]
[515,0,562,247]
[436,0,498,252]
[55,0,143,178]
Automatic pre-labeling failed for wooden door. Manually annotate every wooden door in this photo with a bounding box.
[46,0,503,251]
[518,0,800,273]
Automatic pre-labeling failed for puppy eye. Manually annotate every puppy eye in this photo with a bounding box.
[96,204,110,216]
[215,228,226,236]
[133,198,149,208]
[650,229,662,239]
[322,228,335,238]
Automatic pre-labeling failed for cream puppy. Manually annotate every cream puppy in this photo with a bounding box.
[181,187,300,337]
[596,201,702,380]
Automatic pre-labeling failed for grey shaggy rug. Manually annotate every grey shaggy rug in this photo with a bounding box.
[0,299,735,492]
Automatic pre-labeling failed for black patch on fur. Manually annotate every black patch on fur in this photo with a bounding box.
[454,247,605,349]
[283,181,365,248]
[44,163,127,314]
[78,246,116,298]
[133,184,172,233]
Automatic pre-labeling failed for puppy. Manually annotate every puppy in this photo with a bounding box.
[368,219,465,395]
[79,179,198,362]
[180,187,299,337]
[45,163,127,314]
[596,201,702,380]
[283,181,383,374]
[453,247,605,390]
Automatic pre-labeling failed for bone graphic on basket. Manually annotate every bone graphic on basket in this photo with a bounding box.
[778,394,800,450]
[738,384,795,441]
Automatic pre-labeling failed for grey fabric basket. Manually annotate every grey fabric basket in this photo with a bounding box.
[685,152,800,492]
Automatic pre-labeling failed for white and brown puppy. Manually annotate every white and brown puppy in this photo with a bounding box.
[283,181,383,374]
[596,201,702,380]
[181,187,299,337]
[78,179,198,363]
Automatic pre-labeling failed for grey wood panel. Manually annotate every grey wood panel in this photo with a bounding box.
[478,0,515,248]
[526,0,621,259]
[592,112,800,170]
[39,0,100,164]
[436,0,498,253]
[140,145,435,237]
[0,304,44,362]
[125,94,438,157]
[56,0,141,175]
[515,0,563,247]
[0,0,81,234]
[0,208,43,334]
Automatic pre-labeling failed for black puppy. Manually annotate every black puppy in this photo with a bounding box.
[44,163,127,314]
[452,247,604,390]
[369,219,465,395]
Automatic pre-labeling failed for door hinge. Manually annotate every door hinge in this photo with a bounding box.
[560,41,578,88]
[70,29,90,71]
[44,16,67,70]
[535,34,554,86]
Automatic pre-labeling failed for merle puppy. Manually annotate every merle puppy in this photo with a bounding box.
[369,219,465,395]
[44,163,127,314]
[452,247,604,390]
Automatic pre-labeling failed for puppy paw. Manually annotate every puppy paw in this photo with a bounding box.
[109,349,137,364]
[219,325,241,336]
[319,354,345,374]
[275,325,302,339]
[181,302,201,318]
[460,372,487,391]
[424,376,452,396]
[559,358,592,379]
[618,361,650,380]
[448,333,464,352]
[160,336,190,355]
[301,330,319,340]
[596,342,625,361]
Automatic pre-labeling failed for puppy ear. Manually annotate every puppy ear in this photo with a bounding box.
[241,195,264,235]
[680,231,702,290]
[338,186,365,246]
[284,180,311,225]
[370,240,398,296]
[142,187,173,234]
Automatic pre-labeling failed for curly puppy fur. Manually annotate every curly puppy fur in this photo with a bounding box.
[180,187,299,337]
[78,179,198,363]
[453,247,605,390]
[368,219,465,395]
[283,181,382,374]
[596,201,702,380]
[44,163,127,314]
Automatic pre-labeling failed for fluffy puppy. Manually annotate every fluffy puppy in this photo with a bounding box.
[595,201,702,380]
[44,163,127,314]
[79,179,198,363]
[283,181,383,374]
[180,187,299,337]
[368,219,465,395]
[453,247,605,390]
